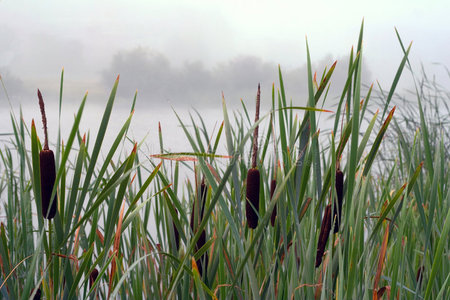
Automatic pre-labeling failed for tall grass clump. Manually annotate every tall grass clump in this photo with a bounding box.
[0,23,448,299]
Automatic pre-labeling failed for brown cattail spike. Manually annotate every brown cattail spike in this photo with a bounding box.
[40,150,57,219]
[32,288,41,300]
[246,168,260,229]
[90,268,99,289]
[196,229,208,276]
[377,286,387,299]
[416,265,424,284]
[270,179,277,226]
[246,84,261,229]
[38,90,57,219]
[316,204,332,268]
[334,169,344,233]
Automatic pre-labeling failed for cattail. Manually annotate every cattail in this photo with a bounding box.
[173,208,180,250]
[270,179,277,226]
[196,229,209,276]
[190,179,208,276]
[333,168,344,233]
[316,204,332,268]
[246,84,261,229]
[38,89,57,219]
[416,265,424,283]
[32,288,41,300]
[246,168,260,228]
[377,286,387,299]
[90,268,99,289]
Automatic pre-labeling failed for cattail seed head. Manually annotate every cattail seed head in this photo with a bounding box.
[38,89,57,219]
[246,168,260,229]
[246,85,261,229]
[89,268,99,289]
[32,288,41,300]
[377,286,387,299]
[334,169,344,233]
[416,265,424,283]
[40,149,57,219]
[196,229,208,276]
[316,204,332,268]
[270,179,277,227]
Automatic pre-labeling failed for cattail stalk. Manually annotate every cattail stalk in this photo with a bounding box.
[316,204,332,268]
[38,89,57,219]
[246,84,261,229]
[90,268,99,289]
[333,168,344,233]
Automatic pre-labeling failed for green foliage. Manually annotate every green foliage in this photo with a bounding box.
[0,24,448,299]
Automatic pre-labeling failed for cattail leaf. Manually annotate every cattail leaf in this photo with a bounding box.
[346,28,363,232]
[75,76,120,241]
[275,106,334,113]
[425,206,450,300]
[356,109,379,161]
[30,120,43,222]
[109,253,152,299]
[108,201,126,298]
[53,93,87,214]
[373,226,389,298]
[315,61,337,101]
[67,244,94,299]
[359,82,373,124]
[212,121,224,155]
[369,183,406,243]
[333,169,344,233]
[64,139,86,233]
[123,162,162,221]
[363,106,396,177]
[333,51,360,133]
[316,204,332,268]
[379,42,411,123]
[150,152,231,161]
[277,88,289,168]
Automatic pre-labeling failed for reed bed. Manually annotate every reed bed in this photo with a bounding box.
[0,23,449,299]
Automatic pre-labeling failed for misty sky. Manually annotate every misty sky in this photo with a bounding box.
[1,0,449,110]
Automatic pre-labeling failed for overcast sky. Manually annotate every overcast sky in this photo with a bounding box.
[1,0,449,110]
